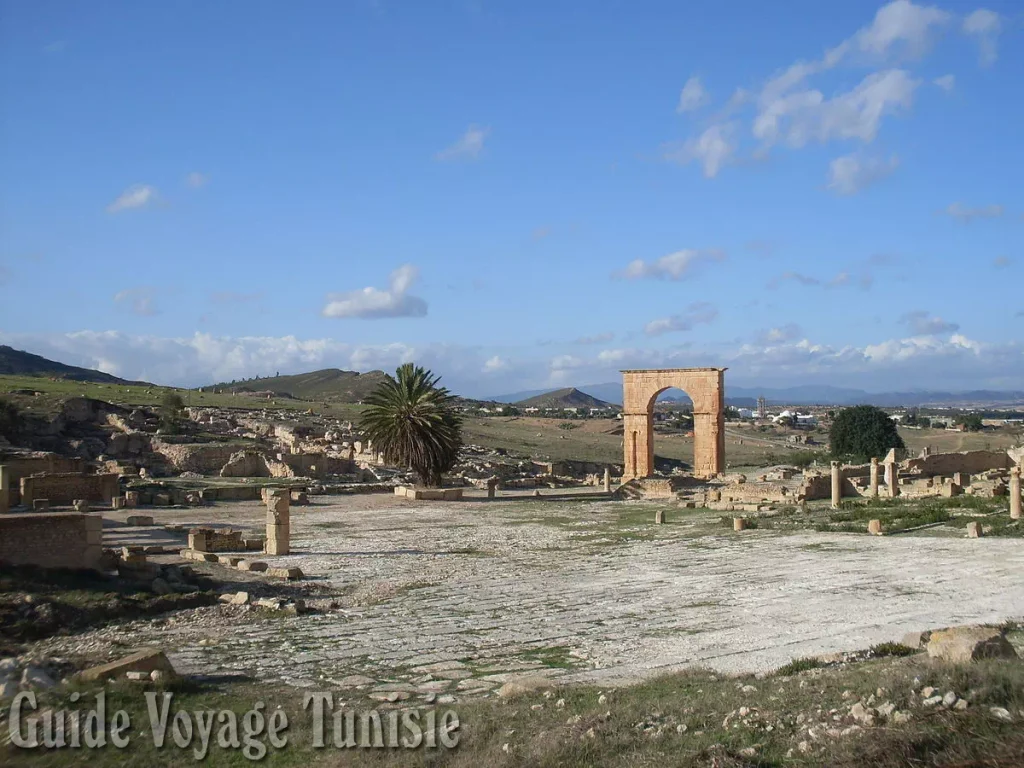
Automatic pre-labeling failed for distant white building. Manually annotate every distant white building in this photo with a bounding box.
[736,408,754,419]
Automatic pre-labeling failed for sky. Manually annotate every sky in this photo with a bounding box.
[1,0,1022,398]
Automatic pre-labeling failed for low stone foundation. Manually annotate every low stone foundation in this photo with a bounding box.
[394,486,464,501]
[0,512,103,570]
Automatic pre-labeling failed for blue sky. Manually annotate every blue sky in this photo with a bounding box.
[1,0,1021,397]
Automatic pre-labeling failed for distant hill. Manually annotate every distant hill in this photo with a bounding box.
[0,345,133,384]
[206,368,390,402]
[491,381,1024,408]
[515,387,616,409]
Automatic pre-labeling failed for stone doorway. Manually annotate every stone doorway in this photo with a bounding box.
[621,368,726,479]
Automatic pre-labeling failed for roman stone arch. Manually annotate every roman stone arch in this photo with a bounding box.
[621,368,726,480]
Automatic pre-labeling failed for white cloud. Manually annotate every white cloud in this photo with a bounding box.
[851,0,950,59]
[113,287,158,316]
[992,256,1011,269]
[663,123,736,177]
[436,125,489,161]
[644,302,718,336]
[186,172,209,188]
[483,355,509,373]
[2,327,1021,397]
[933,74,955,92]
[321,265,428,319]
[615,249,726,281]
[676,76,709,113]
[770,270,861,289]
[827,152,899,195]
[107,184,158,213]
[754,69,918,150]
[575,332,615,345]
[962,9,1001,66]
[757,324,803,344]
[943,202,1004,222]
[900,310,959,335]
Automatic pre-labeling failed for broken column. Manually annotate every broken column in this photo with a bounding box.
[655,509,665,524]
[966,521,982,538]
[265,490,290,556]
[869,457,879,498]
[0,465,8,514]
[733,517,746,532]
[868,519,882,535]
[603,467,611,493]
[1011,466,1022,521]
[830,461,842,509]
[486,478,497,499]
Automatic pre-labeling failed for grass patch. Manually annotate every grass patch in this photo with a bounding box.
[7,653,1022,767]
[775,656,825,676]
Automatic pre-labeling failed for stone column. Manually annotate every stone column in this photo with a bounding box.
[0,465,9,514]
[869,457,879,498]
[830,461,842,509]
[888,463,900,498]
[1011,466,1022,520]
[487,478,497,499]
[265,490,290,555]
[603,467,611,493]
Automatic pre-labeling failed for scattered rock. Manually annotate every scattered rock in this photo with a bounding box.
[926,626,1018,663]
[21,666,56,690]
[989,707,1013,723]
[497,676,555,699]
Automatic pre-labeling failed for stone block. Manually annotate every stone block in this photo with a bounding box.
[655,509,665,524]
[733,517,746,532]
[264,523,289,555]
[124,490,140,508]
[940,483,962,498]
[76,649,176,683]
[126,514,155,526]
[267,566,304,580]
[72,499,90,513]
[868,519,883,535]
[32,499,50,512]
[217,555,243,566]
[111,496,126,510]
[966,521,982,538]
[237,560,268,572]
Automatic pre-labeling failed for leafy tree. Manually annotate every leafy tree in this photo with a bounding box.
[159,392,185,434]
[0,398,24,441]
[724,406,741,420]
[918,416,931,429]
[359,363,463,487]
[829,405,906,461]
[558,421,578,431]
[957,413,984,432]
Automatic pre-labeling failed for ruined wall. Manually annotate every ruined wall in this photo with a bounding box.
[0,513,102,570]
[152,441,246,474]
[19,472,119,506]
[280,452,354,478]
[904,450,1012,477]
[720,482,796,503]
[0,453,85,506]
[531,460,621,478]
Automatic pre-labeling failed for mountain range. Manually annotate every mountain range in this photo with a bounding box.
[490,382,1024,408]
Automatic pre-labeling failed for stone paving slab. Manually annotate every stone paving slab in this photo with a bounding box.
[33,495,1024,701]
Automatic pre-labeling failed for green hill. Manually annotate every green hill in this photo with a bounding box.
[516,387,616,409]
[0,345,135,384]
[207,368,390,403]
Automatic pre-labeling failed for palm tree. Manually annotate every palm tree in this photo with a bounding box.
[359,363,463,487]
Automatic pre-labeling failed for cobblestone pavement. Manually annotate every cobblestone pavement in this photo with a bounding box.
[40,495,1024,704]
